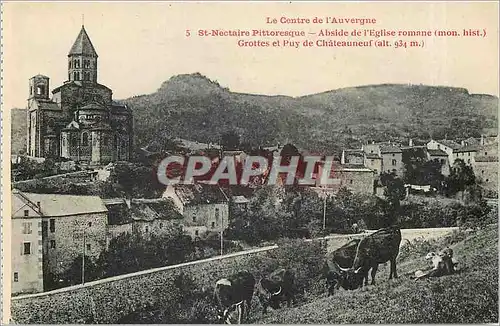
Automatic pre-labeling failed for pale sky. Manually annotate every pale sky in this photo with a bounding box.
[2,1,499,111]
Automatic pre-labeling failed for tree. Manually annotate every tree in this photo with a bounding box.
[221,130,240,150]
[380,172,406,226]
[445,159,476,199]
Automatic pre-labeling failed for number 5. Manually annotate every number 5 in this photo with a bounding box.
[186,30,191,37]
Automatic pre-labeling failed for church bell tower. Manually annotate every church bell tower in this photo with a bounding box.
[67,25,98,84]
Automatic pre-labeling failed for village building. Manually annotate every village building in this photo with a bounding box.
[11,190,108,292]
[341,149,365,165]
[473,141,499,193]
[231,195,250,210]
[11,190,44,295]
[426,139,462,166]
[426,149,450,176]
[162,182,230,238]
[26,25,133,165]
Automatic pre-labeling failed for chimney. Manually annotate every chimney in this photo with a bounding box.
[409,138,413,147]
[37,201,41,209]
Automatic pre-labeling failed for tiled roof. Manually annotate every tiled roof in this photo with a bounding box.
[69,26,98,57]
[130,199,182,222]
[174,183,229,205]
[365,153,381,159]
[455,144,480,153]
[380,145,402,153]
[427,149,448,156]
[36,100,61,111]
[232,195,249,204]
[436,139,461,150]
[15,192,107,217]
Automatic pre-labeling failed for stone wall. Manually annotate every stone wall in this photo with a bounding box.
[11,245,278,324]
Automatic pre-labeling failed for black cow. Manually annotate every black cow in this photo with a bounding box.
[323,238,370,295]
[214,271,255,324]
[256,268,296,313]
[347,226,402,285]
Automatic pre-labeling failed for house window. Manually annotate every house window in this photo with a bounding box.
[371,159,374,163]
[192,216,197,222]
[441,159,445,164]
[88,222,92,227]
[86,244,91,251]
[145,226,149,233]
[83,72,90,81]
[14,272,19,282]
[23,210,29,217]
[349,180,353,184]
[84,60,90,68]
[160,223,163,228]
[468,152,470,156]
[23,242,31,255]
[392,159,397,166]
[211,222,216,228]
[22,222,32,234]
[485,152,488,156]
[195,230,199,236]
[50,240,56,249]
[486,179,489,182]
[49,219,55,233]
[74,59,80,68]
[467,159,471,164]
[392,153,395,157]
[215,208,220,218]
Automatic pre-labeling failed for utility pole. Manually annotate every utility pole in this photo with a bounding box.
[323,192,327,230]
[220,212,224,256]
[82,227,86,285]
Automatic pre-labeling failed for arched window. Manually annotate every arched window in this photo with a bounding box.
[81,132,89,146]
[36,85,45,95]
[70,135,77,147]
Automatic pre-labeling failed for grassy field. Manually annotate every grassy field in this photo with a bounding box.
[253,225,498,324]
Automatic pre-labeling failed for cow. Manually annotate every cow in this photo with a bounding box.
[322,238,371,295]
[345,226,402,285]
[214,271,255,324]
[256,268,296,313]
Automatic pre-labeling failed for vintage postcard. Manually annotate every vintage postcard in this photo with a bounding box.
[1,1,499,324]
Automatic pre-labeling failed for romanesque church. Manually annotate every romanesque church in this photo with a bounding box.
[27,25,133,165]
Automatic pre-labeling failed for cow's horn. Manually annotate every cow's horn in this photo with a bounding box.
[354,266,363,273]
[272,287,282,296]
[338,266,350,272]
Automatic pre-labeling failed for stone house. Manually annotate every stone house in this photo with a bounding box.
[162,182,230,238]
[426,149,450,176]
[426,139,461,165]
[11,190,108,293]
[341,149,365,165]
[361,143,403,175]
[473,141,498,193]
[11,190,44,295]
